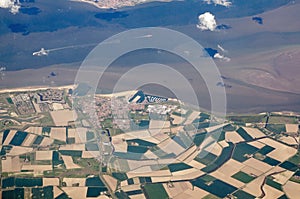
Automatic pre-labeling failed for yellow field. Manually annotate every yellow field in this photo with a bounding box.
[59,144,85,151]
[50,127,67,141]
[1,156,21,173]
[63,178,86,186]
[61,155,81,169]
[62,187,87,199]
[243,127,266,139]
[43,178,60,186]
[50,110,77,126]
[184,111,200,125]
[261,138,297,161]
[3,130,17,145]
[25,127,43,135]
[40,137,54,146]
[285,124,299,133]
[22,134,37,146]
[163,181,208,199]
[103,175,118,191]
[8,146,33,156]
[225,131,244,143]
[36,151,53,161]
[283,181,300,199]
[21,165,52,172]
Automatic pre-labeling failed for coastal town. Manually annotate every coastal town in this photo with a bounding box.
[74,0,174,9]
[0,86,299,199]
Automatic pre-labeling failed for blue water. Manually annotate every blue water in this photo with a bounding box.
[0,0,291,71]
[20,7,41,15]
[95,11,129,21]
[8,24,28,33]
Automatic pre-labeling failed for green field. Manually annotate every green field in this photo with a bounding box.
[267,116,298,124]
[202,194,221,199]
[266,124,286,134]
[232,171,255,183]
[143,183,168,199]
[288,152,300,165]
[6,97,13,104]
[199,175,216,183]
[266,178,282,191]
[227,115,265,123]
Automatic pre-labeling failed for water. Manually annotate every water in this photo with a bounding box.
[20,7,41,15]
[7,24,28,33]
[95,11,128,21]
[0,0,291,71]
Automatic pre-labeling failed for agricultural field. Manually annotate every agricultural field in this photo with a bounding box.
[0,89,299,199]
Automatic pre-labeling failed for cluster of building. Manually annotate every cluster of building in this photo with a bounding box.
[35,89,65,104]
[85,0,167,9]
[11,93,35,115]
[111,97,131,130]
[95,96,112,123]
[147,104,177,115]
[10,89,68,115]
[93,95,147,130]
[35,89,69,113]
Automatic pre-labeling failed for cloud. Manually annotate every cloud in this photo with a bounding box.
[0,0,20,14]
[204,47,230,61]
[204,0,232,7]
[215,45,230,61]
[196,12,217,31]
[214,53,231,62]
[0,0,14,8]
[10,4,20,14]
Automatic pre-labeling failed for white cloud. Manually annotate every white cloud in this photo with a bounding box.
[196,12,217,31]
[214,53,230,62]
[10,4,20,14]
[0,0,14,8]
[204,0,232,7]
[0,0,20,14]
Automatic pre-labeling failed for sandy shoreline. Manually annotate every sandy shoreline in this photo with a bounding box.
[1,63,300,114]
[0,64,79,90]
[70,0,112,9]
[0,84,76,94]
[70,0,174,9]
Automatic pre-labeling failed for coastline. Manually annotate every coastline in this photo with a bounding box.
[0,83,299,116]
[1,64,300,114]
[70,0,113,9]
[70,0,174,9]
[0,84,76,94]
